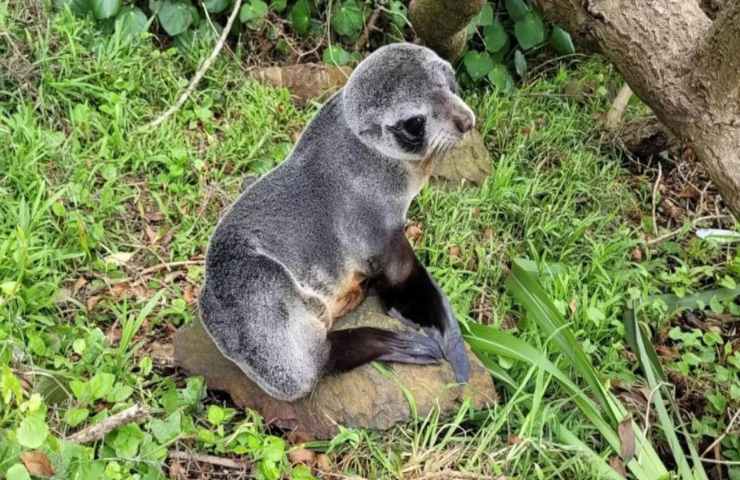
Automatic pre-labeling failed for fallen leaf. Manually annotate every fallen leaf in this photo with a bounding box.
[164,271,184,284]
[145,224,159,245]
[449,245,462,259]
[608,456,627,477]
[159,228,174,247]
[618,417,635,462]
[288,448,315,465]
[630,247,643,262]
[660,198,682,221]
[109,283,130,299]
[20,451,54,477]
[73,277,88,294]
[655,345,678,360]
[471,207,481,217]
[104,252,134,267]
[405,223,423,243]
[315,454,332,472]
[483,228,494,241]
[86,295,101,311]
[183,285,197,305]
[144,211,165,222]
[106,324,122,346]
[507,435,522,446]
[168,461,187,480]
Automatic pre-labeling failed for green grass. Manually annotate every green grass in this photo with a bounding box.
[2,5,739,480]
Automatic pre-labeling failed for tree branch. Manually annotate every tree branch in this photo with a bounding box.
[534,0,740,217]
[693,0,740,111]
[143,0,242,130]
[409,0,484,61]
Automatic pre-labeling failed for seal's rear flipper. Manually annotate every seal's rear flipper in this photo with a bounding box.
[327,327,443,373]
[375,230,471,383]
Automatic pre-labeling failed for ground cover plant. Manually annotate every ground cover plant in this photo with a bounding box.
[1,2,739,479]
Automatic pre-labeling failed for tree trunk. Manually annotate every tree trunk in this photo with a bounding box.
[409,0,485,61]
[535,0,740,217]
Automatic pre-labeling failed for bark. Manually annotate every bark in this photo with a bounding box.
[534,0,740,217]
[409,0,485,61]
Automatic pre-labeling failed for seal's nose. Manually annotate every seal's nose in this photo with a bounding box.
[452,112,474,134]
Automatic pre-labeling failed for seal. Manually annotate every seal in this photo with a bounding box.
[199,43,476,401]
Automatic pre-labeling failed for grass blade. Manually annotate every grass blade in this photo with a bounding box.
[627,306,710,480]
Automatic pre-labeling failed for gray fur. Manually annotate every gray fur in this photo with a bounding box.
[199,43,475,401]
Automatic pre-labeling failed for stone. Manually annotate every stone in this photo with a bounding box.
[174,296,497,439]
[430,129,492,186]
[250,63,352,106]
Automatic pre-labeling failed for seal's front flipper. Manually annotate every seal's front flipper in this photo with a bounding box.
[326,327,443,374]
[375,229,471,383]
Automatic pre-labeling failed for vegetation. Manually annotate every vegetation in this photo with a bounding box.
[1,1,739,479]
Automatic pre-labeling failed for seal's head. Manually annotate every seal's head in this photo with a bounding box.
[342,43,475,162]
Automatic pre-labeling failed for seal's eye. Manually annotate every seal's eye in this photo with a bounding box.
[402,116,425,138]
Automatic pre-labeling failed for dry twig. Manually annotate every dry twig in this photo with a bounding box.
[605,83,633,131]
[143,0,243,130]
[701,409,740,457]
[353,8,382,51]
[168,450,250,469]
[67,404,150,443]
[644,214,731,246]
[651,162,663,237]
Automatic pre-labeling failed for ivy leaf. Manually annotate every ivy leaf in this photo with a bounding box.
[17,416,49,449]
[6,464,31,480]
[505,0,529,21]
[149,411,182,443]
[483,19,507,52]
[115,6,148,39]
[108,424,144,458]
[91,0,120,19]
[1,366,23,406]
[331,0,364,40]
[514,49,527,78]
[323,45,352,66]
[105,383,133,403]
[463,51,494,81]
[64,407,90,427]
[89,372,115,400]
[204,0,230,13]
[240,0,268,25]
[514,12,545,50]
[158,1,192,36]
[292,465,314,480]
[474,3,493,26]
[550,25,575,54]
[289,0,310,35]
[488,64,514,92]
[271,0,287,12]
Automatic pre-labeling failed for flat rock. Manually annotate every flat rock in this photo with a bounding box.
[175,297,496,439]
[250,63,352,106]
[430,129,491,186]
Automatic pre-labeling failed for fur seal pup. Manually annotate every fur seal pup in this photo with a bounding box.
[200,43,476,401]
